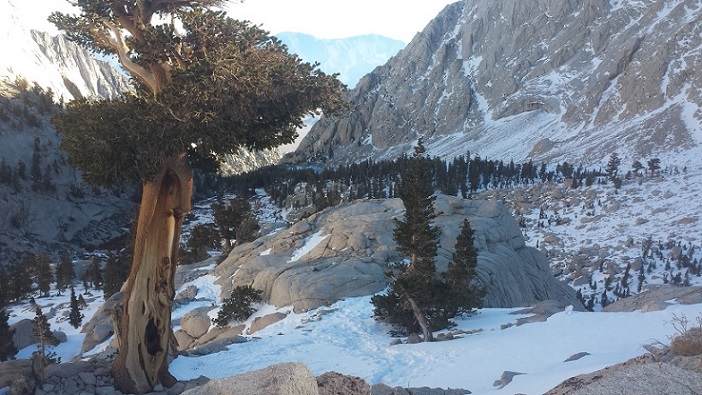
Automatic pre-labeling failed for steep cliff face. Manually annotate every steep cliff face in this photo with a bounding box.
[289,0,702,167]
[0,82,135,261]
[29,31,130,100]
[1,0,129,100]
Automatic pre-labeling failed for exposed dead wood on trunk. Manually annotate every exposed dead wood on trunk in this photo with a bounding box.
[393,278,433,342]
[113,154,193,394]
[405,293,433,342]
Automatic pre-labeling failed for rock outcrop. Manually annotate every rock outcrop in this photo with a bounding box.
[181,362,319,395]
[603,285,702,312]
[216,195,582,311]
[545,347,702,395]
[287,0,702,168]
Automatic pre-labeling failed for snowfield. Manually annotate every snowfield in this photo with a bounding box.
[166,283,702,395]
[8,280,702,395]
[6,164,702,394]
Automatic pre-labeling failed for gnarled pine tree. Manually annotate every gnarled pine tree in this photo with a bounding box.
[49,1,345,393]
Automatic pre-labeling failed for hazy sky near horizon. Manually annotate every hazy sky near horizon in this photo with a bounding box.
[227,0,457,42]
[26,0,456,43]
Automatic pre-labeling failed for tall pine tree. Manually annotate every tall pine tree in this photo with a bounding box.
[68,287,83,329]
[31,306,60,381]
[0,266,7,307]
[372,139,441,342]
[10,259,33,302]
[394,139,440,278]
[443,218,484,318]
[103,253,129,299]
[86,256,104,290]
[35,253,53,297]
[55,250,75,294]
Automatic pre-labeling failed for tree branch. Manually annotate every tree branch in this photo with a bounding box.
[102,18,160,93]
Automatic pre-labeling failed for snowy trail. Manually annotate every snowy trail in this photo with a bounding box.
[169,294,702,395]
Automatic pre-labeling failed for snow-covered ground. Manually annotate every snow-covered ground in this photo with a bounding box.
[497,164,702,307]
[9,289,106,363]
[169,295,702,395]
[6,270,702,395]
[6,165,702,394]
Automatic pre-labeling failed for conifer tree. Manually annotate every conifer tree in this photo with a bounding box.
[10,259,32,302]
[55,250,75,293]
[0,308,18,361]
[606,153,621,182]
[213,285,263,327]
[49,1,345,390]
[78,294,88,309]
[393,139,439,278]
[0,266,7,307]
[103,254,128,299]
[647,158,661,176]
[35,253,53,297]
[372,139,441,341]
[32,306,60,381]
[443,218,485,319]
[68,288,83,329]
[87,256,103,290]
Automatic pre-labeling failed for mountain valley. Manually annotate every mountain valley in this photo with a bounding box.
[1,0,702,394]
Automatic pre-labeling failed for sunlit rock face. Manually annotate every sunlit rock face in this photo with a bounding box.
[215,195,582,311]
[288,0,702,168]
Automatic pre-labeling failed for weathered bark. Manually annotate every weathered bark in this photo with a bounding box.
[406,294,433,342]
[113,154,193,394]
[394,279,433,342]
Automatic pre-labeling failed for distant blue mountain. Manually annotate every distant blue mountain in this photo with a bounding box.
[276,32,406,88]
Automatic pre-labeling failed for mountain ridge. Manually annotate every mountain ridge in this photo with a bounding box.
[287,0,702,168]
[275,32,407,88]
[1,0,130,100]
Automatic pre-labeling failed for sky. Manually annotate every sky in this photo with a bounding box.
[23,0,457,43]
[226,0,458,42]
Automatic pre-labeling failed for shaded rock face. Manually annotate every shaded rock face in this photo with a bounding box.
[288,0,702,167]
[216,195,581,311]
[80,292,123,353]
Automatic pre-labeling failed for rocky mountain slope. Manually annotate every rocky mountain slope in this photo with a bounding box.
[288,0,702,168]
[1,0,129,100]
[0,81,135,261]
[276,33,406,88]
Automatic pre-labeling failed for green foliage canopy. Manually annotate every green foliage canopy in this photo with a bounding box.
[50,3,346,186]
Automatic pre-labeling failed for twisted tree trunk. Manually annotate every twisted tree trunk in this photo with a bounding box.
[113,154,192,394]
